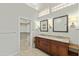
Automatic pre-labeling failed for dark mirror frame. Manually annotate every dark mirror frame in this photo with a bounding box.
[40,20,48,32]
[53,15,68,32]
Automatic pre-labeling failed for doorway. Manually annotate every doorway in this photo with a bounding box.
[19,18,31,50]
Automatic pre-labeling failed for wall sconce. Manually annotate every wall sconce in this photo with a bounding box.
[69,16,78,28]
[70,22,76,28]
[48,19,52,29]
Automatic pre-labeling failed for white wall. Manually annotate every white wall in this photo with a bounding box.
[0,3,37,55]
[34,4,79,45]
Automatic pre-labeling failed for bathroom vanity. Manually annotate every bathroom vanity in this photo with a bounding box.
[35,35,70,56]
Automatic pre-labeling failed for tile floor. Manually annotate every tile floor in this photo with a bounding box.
[20,48,49,56]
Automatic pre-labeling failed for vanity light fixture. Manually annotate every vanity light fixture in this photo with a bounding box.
[51,3,75,12]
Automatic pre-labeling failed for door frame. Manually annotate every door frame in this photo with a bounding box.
[18,16,33,51]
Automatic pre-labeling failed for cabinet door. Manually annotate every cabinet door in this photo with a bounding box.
[58,45,68,56]
[39,39,50,53]
[50,42,58,55]
[50,40,69,56]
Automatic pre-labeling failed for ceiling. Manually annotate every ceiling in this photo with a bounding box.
[26,3,61,12]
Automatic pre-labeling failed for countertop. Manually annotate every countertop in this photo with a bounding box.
[36,35,70,43]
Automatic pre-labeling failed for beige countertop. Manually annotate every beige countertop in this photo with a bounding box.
[36,35,70,43]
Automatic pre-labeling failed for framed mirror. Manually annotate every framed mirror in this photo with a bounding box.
[40,20,48,32]
[53,15,68,32]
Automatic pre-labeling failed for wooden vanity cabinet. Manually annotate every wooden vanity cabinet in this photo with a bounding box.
[35,37,69,56]
[35,37,50,53]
